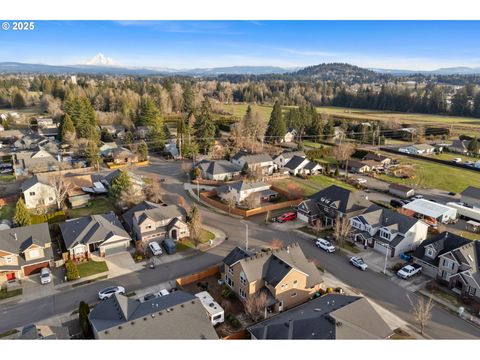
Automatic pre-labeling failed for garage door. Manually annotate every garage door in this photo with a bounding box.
[102,242,128,257]
[297,212,309,223]
[23,262,49,276]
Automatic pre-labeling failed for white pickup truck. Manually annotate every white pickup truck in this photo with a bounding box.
[397,264,422,279]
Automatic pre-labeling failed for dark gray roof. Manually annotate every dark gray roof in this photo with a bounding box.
[59,212,130,250]
[389,183,414,192]
[306,185,369,215]
[347,160,369,169]
[363,153,390,162]
[121,201,162,232]
[232,150,273,164]
[414,232,472,267]
[275,150,305,161]
[217,180,269,194]
[304,161,321,171]
[223,247,252,266]
[20,324,70,340]
[354,204,419,235]
[103,169,143,186]
[284,155,307,170]
[248,294,392,339]
[205,160,241,175]
[89,291,218,339]
[461,186,480,200]
[134,205,186,226]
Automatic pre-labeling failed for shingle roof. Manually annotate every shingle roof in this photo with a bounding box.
[232,151,273,164]
[461,186,480,200]
[59,212,130,250]
[248,294,392,339]
[134,205,186,225]
[217,180,269,194]
[413,232,472,267]
[284,155,308,170]
[0,223,51,255]
[363,153,390,162]
[121,201,162,232]
[205,160,242,175]
[306,185,370,215]
[89,291,218,339]
[223,247,252,266]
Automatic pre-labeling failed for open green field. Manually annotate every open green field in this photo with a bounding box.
[377,157,480,193]
[0,203,15,221]
[309,175,356,191]
[434,152,480,163]
[66,197,116,219]
[271,177,319,198]
[219,103,480,134]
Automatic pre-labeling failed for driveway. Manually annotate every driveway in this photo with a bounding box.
[103,252,143,278]
[21,274,55,302]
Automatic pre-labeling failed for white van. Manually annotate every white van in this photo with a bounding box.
[195,291,224,325]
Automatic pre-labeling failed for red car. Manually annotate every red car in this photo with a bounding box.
[277,212,297,223]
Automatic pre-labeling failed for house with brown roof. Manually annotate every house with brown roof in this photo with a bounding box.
[108,147,139,165]
[222,243,323,313]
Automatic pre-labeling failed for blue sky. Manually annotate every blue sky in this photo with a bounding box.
[1,21,480,70]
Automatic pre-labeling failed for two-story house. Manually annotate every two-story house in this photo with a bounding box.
[216,180,278,205]
[231,150,275,175]
[297,185,370,227]
[14,149,64,176]
[281,128,297,143]
[222,243,323,313]
[122,201,189,244]
[414,232,480,301]
[273,150,306,168]
[283,155,323,176]
[0,223,53,285]
[21,174,57,210]
[59,212,132,259]
[350,205,429,257]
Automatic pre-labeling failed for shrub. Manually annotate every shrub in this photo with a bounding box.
[326,287,334,293]
[227,314,241,330]
[390,262,404,272]
[221,285,233,299]
[65,260,80,281]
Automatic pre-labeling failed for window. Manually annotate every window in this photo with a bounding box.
[380,229,390,240]
[146,224,152,230]
[29,191,35,196]
[469,286,476,296]
[293,280,298,288]
[228,266,234,275]
[239,288,246,299]
[48,197,53,201]
[28,249,40,259]
[426,248,434,258]
[4,256,13,264]
[240,271,247,286]
[291,293,297,297]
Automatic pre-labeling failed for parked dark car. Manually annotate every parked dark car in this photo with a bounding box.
[390,199,404,208]
[162,238,177,255]
[448,191,456,196]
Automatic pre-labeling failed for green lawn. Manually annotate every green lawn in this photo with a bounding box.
[378,157,480,193]
[0,329,19,338]
[76,260,109,278]
[434,152,480,163]
[218,103,273,122]
[303,140,334,149]
[0,203,15,221]
[0,174,15,182]
[0,288,22,300]
[177,229,215,252]
[309,175,356,191]
[67,197,116,219]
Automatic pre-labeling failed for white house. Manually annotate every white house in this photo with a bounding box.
[273,150,306,168]
[398,144,435,155]
[216,180,277,204]
[20,175,57,210]
[350,205,429,257]
[282,128,297,143]
[284,155,322,176]
[231,151,275,175]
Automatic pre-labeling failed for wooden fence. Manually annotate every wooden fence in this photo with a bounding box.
[175,265,220,287]
[199,187,301,218]
[222,330,249,340]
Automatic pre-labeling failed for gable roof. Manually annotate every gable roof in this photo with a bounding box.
[284,155,308,170]
[275,150,305,162]
[205,160,242,175]
[0,223,51,255]
[121,201,162,231]
[363,153,390,162]
[89,291,218,339]
[413,232,472,267]
[232,151,273,164]
[134,205,187,226]
[59,212,130,250]
[224,243,322,288]
[306,185,369,215]
[217,180,270,194]
[461,186,480,200]
[248,294,392,339]
[103,169,143,186]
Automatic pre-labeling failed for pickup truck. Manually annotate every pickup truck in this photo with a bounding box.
[397,264,422,279]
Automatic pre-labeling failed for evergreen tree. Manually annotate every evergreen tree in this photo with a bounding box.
[123,131,134,145]
[451,89,470,116]
[109,170,131,199]
[100,128,114,142]
[468,138,480,154]
[13,198,31,226]
[78,301,92,339]
[265,101,286,143]
[85,140,101,170]
[187,204,202,248]
[193,99,216,154]
[12,92,26,109]
[60,113,76,142]
[182,83,195,114]
[137,140,148,161]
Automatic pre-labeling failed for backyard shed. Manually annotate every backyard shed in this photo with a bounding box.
[388,183,415,199]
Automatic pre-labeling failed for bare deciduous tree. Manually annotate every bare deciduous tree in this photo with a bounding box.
[118,186,146,208]
[244,290,268,322]
[244,193,260,210]
[333,142,355,179]
[313,218,324,236]
[270,238,284,249]
[180,161,193,179]
[49,174,71,210]
[333,217,352,246]
[226,196,236,215]
[144,178,163,203]
[407,295,434,336]
[286,183,305,200]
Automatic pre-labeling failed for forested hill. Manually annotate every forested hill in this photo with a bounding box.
[291,63,391,83]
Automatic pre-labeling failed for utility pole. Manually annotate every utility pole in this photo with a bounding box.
[245,222,249,251]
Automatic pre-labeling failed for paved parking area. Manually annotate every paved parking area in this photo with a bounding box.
[21,274,55,302]
[104,252,143,278]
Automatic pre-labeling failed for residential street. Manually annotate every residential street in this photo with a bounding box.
[1,156,480,339]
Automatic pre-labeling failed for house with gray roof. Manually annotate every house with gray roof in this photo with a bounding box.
[460,186,480,208]
[14,148,66,176]
[350,204,429,257]
[102,169,145,196]
[297,185,370,227]
[222,243,323,313]
[122,201,189,243]
[449,139,471,154]
[59,212,131,259]
[273,150,306,168]
[248,294,393,339]
[414,232,480,300]
[0,223,53,285]
[88,291,218,339]
[216,180,277,205]
[196,159,242,181]
[283,155,322,176]
[231,150,275,175]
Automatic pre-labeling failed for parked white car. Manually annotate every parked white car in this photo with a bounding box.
[40,267,52,285]
[355,178,367,184]
[157,288,170,297]
[98,286,125,300]
[315,238,336,253]
[349,256,368,271]
[149,241,163,256]
[452,158,462,163]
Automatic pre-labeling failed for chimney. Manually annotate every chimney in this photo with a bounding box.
[12,232,17,241]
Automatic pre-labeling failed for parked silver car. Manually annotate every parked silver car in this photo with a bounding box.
[40,267,52,285]
[98,286,125,300]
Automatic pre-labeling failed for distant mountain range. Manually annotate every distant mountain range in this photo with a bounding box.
[1,60,480,77]
[0,62,294,76]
